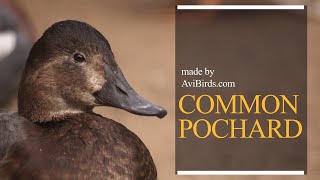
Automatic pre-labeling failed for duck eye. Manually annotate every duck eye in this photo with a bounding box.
[73,53,85,62]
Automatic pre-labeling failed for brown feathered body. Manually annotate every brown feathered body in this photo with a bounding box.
[0,113,156,179]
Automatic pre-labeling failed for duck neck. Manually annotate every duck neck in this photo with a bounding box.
[17,70,89,122]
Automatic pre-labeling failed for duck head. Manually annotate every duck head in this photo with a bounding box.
[18,20,167,122]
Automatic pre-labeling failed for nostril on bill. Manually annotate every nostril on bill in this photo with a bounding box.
[116,86,128,96]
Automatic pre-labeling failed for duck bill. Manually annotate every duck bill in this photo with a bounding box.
[94,64,167,119]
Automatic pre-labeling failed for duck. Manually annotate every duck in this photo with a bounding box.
[0,20,167,180]
[0,2,33,106]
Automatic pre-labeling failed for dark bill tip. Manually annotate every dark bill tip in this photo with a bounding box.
[155,106,167,118]
[124,100,167,119]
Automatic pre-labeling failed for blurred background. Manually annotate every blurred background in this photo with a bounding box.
[0,0,319,179]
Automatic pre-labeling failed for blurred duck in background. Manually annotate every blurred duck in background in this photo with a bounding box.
[0,0,33,107]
